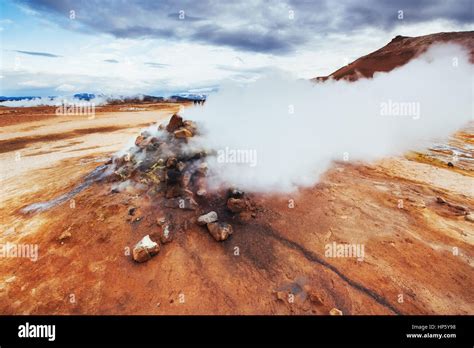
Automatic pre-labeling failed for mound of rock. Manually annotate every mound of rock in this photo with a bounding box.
[106,113,254,262]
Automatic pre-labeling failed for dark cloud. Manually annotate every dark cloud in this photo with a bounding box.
[103,59,119,63]
[16,0,473,54]
[14,50,61,57]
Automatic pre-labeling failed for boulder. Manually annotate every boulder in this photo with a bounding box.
[183,120,197,134]
[135,135,145,147]
[166,157,178,168]
[132,235,160,263]
[207,222,233,241]
[166,114,184,133]
[174,128,193,138]
[227,198,246,213]
[197,211,218,226]
[228,188,244,199]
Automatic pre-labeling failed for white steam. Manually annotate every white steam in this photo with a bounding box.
[184,44,473,192]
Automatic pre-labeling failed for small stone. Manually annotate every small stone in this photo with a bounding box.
[329,308,343,315]
[197,211,218,226]
[227,198,246,213]
[135,135,145,147]
[174,128,193,138]
[132,235,160,263]
[160,224,173,244]
[206,222,233,241]
[228,188,244,198]
[58,231,72,241]
[465,213,474,222]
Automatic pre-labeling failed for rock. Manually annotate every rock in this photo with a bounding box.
[160,224,173,244]
[447,162,454,167]
[183,120,197,134]
[227,198,247,213]
[166,114,184,133]
[197,211,218,226]
[436,197,446,204]
[176,161,186,172]
[58,231,72,241]
[207,222,233,241]
[132,235,160,263]
[128,207,137,216]
[329,308,343,315]
[135,135,145,147]
[228,188,244,198]
[174,128,193,138]
[166,157,178,168]
[465,213,474,222]
[196,162,208,176]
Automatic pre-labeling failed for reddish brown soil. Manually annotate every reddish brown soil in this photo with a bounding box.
[0,148,472,314]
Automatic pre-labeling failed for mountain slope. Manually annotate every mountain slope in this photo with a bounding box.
[314,31,474,82]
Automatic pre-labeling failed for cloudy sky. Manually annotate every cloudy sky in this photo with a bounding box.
[0,0,473,96]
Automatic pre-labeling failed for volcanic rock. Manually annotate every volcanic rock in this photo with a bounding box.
[166,114,184,133]
[166,157,178,168]
[135,135,145,148]
[197,211,218,226]
[465,213,474,222]
[207,222,233,241]
[229,188,245,199]
[58,230,72,241]
[132,235,160,263]
[174,128,193,138]
[183,120,197,134]
[227,198,247,213]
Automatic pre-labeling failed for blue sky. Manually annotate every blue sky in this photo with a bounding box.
[1,0,473,97]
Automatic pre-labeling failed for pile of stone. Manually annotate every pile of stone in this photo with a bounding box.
[109,114,253,263]
[197,211,233,241]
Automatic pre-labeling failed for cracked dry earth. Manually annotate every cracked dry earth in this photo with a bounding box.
[0,106,473,315]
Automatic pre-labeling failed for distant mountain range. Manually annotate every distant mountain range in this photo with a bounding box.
[0,93,207,105]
